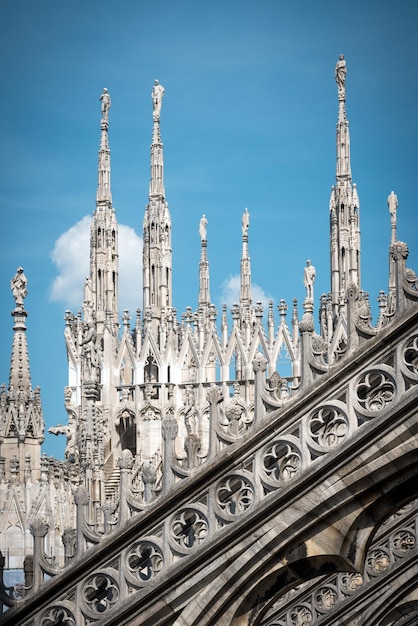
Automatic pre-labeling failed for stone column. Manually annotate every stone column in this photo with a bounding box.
[161,416,178,493]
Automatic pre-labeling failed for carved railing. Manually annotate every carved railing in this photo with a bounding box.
[2,306,416,625]
[262,498,418,625]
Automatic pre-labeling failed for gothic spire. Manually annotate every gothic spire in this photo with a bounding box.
[240,208,252,309]
[330,56,361,317]
[9,268,31,395]
[97,87,112,204]
[0,270,44,480]
[85,88,119,328]
[143,80,172,334]
[198,214,210,308]
[149,80,165,199]
[335,54,351,181]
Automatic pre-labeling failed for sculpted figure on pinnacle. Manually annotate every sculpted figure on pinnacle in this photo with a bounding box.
[152,79,165,120]
[242,208,250,236]
[335,54,347,93]
[199,214,208,241]
[100,88,111,123]
[388,190,398,219]
[304,259,316,301]
[11,267,28,308]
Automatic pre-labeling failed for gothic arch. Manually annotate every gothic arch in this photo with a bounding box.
[116,407,137,457]
[341,454,418,572]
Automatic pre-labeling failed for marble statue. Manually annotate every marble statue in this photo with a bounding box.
[388,190,398,218]
[152,80,165,119]
[304,260,316,301]
[100,88,111,123]
[80,322,99,378]
[199,214,208,241]
[11,267,28,307]
[242,208,250,236]
[335,54,346,91]
[183,386,197,436]
[49,424,76,461]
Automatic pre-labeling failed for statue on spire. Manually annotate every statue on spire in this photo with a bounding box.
[335,54,347,94]
[152,79,165,121]
[388,190,398,243]
[303,260,316,301]
[199,214,208,241]
[100,88,111,123]
[242,208,250,236]
[11,267,28,308]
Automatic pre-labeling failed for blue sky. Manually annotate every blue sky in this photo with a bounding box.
[1,0,417,459]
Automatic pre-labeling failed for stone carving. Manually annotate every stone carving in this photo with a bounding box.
[403,335,418,380]
[99,88,111,123]
[290,604,313,625]
[49,423,76,462]
[183,385,197,435]
[308,405,348,449]
[392,528,416,555]
[171,507,208,550]
[366,548,390,574]
[11,267,28,308]
[303,260,316,301]
[335,54,346,93]
[262,440,302,483]
[40,604,76,626]
[199,214,208,241]
[355,369,396,413]
[242,207,250,236]
[152,79,164,120]
[82,571,119,616]
[314,585,338,611]
[387,190,398,218]
[80,322,99,378]
[257,500,417,625]
[216,474,254,517]
[126,541,163,583]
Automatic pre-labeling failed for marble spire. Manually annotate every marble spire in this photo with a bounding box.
[240,208,252,309]
[1,269,44,469]
[97,87,112,204]
[330,56,361,316]
[143,80,172,333]
[83,88,119,329]
[198,214,211,308]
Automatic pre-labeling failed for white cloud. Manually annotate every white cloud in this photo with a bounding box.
[219,274,272,309]
[118,224,142,313]
[50,216,143,314]
[50,216,91,309]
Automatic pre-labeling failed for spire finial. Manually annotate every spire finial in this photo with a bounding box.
[152,79,165,122]
[199,214,208,242]
[335,54,347,98]
[242,208,250,237]
[388,190,398,244]
[97,88,112,203]
[198,215,210,307]
[100,87,111,126]
[11,267,28,310]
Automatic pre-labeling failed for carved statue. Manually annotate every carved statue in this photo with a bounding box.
[84,276,92,302]
[199,214,208,241]
[335,54,347,91]
[80,322,99,378]
[242,208,250,236]
[304,260,316,301]
[100,88,111,122]
[388,190,398,218]
[49,424,76,461]
[183,386,197,436]
[152,80,165,120]
[11,267,28,307]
